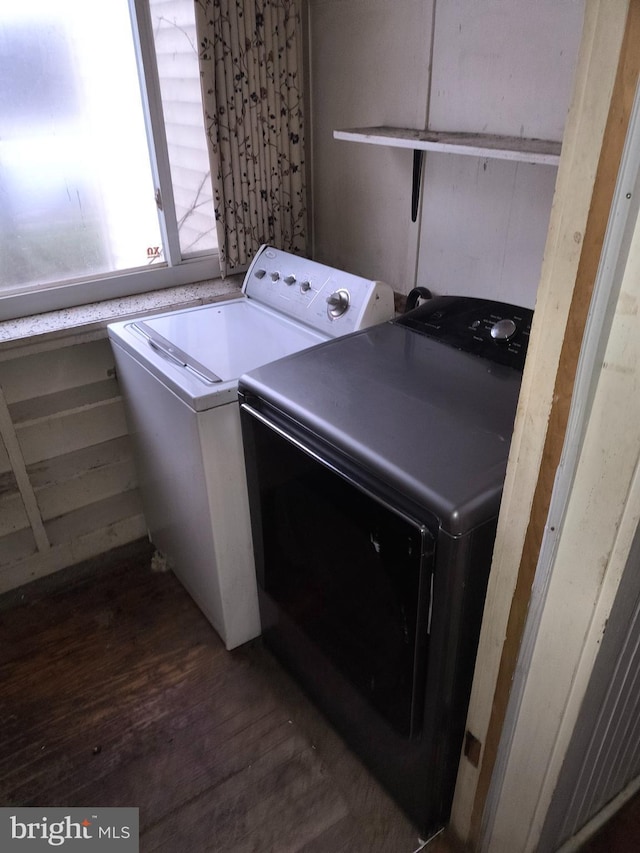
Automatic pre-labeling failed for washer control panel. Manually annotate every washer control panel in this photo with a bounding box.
[243,245,394,336]
[397,295,534,371]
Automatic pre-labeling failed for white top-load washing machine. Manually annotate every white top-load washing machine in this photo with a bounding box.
[107,246,394,649]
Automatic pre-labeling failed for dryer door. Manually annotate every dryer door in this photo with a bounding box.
[241,401,436,739]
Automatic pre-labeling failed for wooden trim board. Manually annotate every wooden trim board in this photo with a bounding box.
[448,0,639,847]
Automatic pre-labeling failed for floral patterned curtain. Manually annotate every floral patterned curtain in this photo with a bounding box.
[195,0,307,276]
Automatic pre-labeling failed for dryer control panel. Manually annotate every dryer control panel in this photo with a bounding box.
[397,295,533,371]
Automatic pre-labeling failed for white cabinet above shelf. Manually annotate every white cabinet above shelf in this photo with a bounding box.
[333,127,562,166]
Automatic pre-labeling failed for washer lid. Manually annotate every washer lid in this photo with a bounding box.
[108,297,327,410]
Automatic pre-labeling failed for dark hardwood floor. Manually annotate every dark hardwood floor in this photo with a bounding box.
[576,792,640,853]
[0,541,458,853]
[7,542,638,852]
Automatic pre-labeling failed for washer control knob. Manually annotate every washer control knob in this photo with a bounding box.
[490,318,517,342]
[284,274,296,285]
[326,289,350,318]
[300,280,311,292]
[270,271,280,282]
[254,268,267,279]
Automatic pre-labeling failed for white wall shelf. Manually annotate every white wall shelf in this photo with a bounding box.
[333,127,562,165]
[334,127,561,223]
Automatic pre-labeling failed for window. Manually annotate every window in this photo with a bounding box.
[0,0,218,321]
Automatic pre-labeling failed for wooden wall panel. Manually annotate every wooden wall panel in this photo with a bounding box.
[45,491,144,548]
[0,529,38,567]
[16,398,129,466]
[0,339,115,404]
[0,333,146,595]
[0,433,10,474]
[0,491,30,539]
[36,451,137,523]
[27,436,132,490]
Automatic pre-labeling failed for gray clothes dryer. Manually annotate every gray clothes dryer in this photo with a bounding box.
[238,295,533,836]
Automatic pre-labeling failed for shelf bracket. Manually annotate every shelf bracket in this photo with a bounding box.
[411,149,424,222]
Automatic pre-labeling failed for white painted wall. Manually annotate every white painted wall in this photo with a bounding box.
[308,0,434,289]
[420,0,584,308]
[309,0,585,308]
[428,1,582,138]
[418,157,559,308]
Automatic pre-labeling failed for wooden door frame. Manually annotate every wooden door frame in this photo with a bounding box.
[448,0,640,847]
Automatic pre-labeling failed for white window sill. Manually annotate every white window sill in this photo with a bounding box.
[0,276,244,353]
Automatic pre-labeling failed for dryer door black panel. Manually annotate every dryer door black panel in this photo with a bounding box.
[243,406,435,738]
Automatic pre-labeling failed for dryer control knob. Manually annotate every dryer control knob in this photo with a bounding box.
[254,268,267,279]
[326,289,350,318]
[270,271,280,281]
[284,275,296,285]
[300,280,311,292]
[490,318,517,341]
